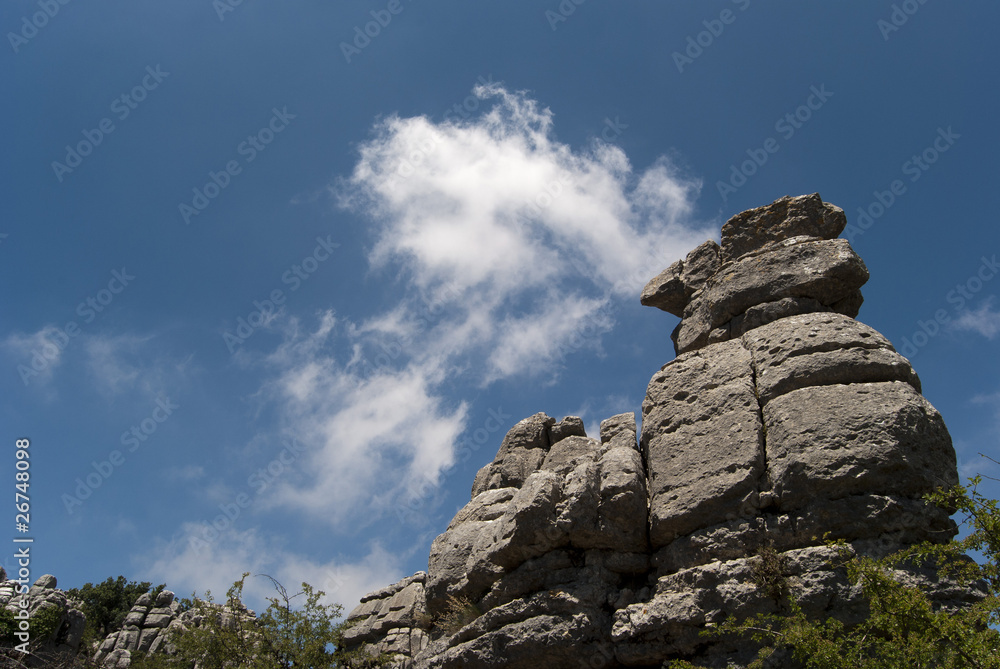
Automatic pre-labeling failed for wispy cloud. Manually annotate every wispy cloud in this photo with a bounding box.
[2,325,69,388]
[953,297,1000,339]
[230,84,714,527]
[253,311,468,526]
[338,82,711,381]
[140,525,403,613]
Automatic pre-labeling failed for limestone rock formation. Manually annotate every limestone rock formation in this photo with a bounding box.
[93,588,257,668]
[94,588,186,668]
[341,193,977,668]
[0,572,86,666]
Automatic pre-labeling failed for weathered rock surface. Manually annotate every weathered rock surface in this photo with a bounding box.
[642,193,870,355]
[720,192,847,262]
[0,573,86,666]
[343,573,431,667]
[642,339,764,547]
[330,195,975,669]
[92,588,198,668]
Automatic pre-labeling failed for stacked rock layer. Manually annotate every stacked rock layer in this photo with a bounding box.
[0,573,86,667]
[341,194,971,668]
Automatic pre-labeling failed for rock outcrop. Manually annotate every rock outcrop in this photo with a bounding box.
[93,588,257,668]
[342,193,976,668]
[0,572,86,666]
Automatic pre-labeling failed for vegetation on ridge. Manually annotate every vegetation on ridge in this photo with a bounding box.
[670,473,1000,669]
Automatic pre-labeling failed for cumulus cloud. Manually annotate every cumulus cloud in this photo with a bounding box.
[953,298,1000,339]
[237,84,712,526]
[339,82,711,381]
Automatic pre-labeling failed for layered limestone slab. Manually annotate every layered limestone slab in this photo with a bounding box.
[675,237,869,353]
[720,192,847,262]
[742,311,921,404]
[343,572,431,658]
[764,381,957,511]
[642,339,764,548]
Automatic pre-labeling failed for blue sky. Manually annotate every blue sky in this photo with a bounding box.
[2,1,999,613]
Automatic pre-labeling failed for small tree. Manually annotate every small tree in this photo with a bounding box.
[66,576,160,641]
[670,474,1000,669]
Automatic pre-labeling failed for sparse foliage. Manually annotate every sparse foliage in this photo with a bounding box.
[670,475,1000,668]
[434,595,481,636]
[130,573,390,669]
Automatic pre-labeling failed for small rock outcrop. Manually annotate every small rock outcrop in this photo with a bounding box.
[94,589,183,668]
[0,573,86,667]
[342,193,978,668]
[93,589,256,668]
[641,193,868,354]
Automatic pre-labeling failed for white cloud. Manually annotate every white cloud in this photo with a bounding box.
[339,82,712,381]
[250,312,468,526]
[953,298,1000,339]
[220,85,712,527]
[2,325,69,388]
[139,525,403,614]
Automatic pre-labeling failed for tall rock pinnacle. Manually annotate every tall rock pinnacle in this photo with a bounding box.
[334,194,975,669]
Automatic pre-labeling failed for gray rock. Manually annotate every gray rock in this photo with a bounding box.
[674,237,869,353]
[720,192,846,262]
[764,381,957,511]
[540,435,602,476]
[34,574,57,589]
[729,296,831,338]
[471,413,555,497]
[426,489,516,615]
[640,240,721,317]
[598,412,636,445]
[415,590,612,669]
[742,312,921,404]
[681,239,722,289]
[341,195,973,669]
[642,339,764,547]
[548,416,586,443]
[640,259,686,316]
[154,590,175,607]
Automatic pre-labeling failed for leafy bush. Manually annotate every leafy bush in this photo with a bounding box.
[130,573,391,669]
[670,475,1000,669]
[66,576,160,641]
